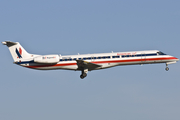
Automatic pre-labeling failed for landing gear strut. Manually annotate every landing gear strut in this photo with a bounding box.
[165,63,169,71]
[80,69,88,79]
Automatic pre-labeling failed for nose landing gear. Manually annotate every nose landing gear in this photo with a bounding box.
[165,67,169,71]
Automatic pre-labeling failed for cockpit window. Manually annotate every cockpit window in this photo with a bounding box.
[157,51,166,55]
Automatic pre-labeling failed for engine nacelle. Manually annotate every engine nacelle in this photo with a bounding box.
[34,55,59,64]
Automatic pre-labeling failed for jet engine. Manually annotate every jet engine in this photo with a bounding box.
[34,55,59,64]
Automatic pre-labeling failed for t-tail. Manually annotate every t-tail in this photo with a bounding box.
[2,41,32,62]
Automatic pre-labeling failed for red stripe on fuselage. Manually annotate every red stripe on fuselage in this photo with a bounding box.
[93,57,177,64]
[25,57,178,69]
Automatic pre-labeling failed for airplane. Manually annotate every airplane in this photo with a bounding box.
[2,41,179,79]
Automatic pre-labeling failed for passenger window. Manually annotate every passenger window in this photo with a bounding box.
[141,54,145,56]
[136,54,140,57]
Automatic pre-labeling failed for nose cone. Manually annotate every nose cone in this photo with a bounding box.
[174,57,179,61]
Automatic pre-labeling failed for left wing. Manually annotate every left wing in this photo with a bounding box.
[76,60,102,71]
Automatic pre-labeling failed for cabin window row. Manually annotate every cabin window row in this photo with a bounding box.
[113,53,164,58]
[59,53,160,61]
[121,53,157,58]
[60,56,111,61]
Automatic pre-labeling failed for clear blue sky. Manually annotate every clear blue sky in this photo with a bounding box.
[0,0,180,120]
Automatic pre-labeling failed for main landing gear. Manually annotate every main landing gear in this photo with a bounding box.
[80,69,88,79]
[80,73,87,79]
[165,63,169,71]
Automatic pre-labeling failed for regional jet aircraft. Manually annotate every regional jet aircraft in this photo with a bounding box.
[2,41,179,79]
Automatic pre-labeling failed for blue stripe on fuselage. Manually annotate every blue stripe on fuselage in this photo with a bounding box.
[16,60,34,64]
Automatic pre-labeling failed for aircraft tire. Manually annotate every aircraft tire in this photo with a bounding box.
[80,75,84,79]
[83,73,87,77]
[80,73,87,79]
[165,67,169,71]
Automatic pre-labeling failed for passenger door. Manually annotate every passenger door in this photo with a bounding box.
[141,53,146,63]
[91,56,95,62]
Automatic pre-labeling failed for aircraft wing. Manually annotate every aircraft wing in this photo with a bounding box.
[76,60,102,71]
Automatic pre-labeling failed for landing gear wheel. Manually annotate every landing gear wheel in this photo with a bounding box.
[80,73,87,79]
[165,67,169,71]
[80,75,84,79]
[83,73,87,77]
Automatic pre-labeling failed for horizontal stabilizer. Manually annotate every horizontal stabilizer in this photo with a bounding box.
[2,41,17,47]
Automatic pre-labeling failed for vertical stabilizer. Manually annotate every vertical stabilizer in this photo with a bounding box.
[2,41,31,62]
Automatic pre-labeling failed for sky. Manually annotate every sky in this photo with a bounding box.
[0,0,180,120]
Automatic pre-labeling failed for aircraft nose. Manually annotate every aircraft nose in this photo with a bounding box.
[175,57,179,61]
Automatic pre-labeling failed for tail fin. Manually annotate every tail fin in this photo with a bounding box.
[2,41,31,62]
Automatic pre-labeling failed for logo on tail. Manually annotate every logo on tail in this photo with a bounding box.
[16,47,22,58]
